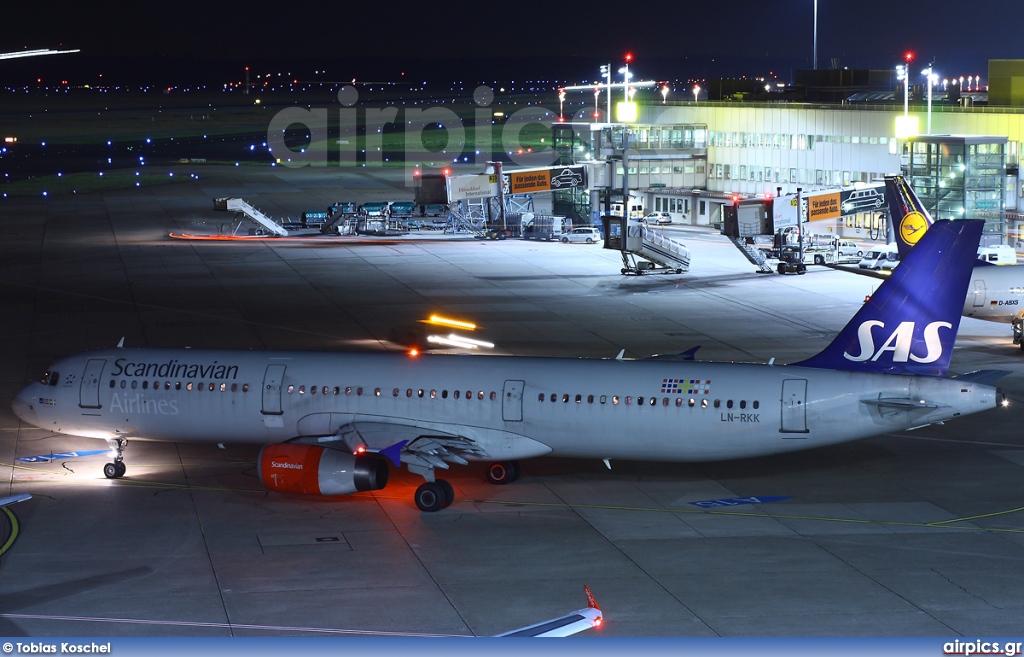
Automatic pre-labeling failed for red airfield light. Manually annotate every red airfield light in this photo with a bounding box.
[904,51,915,62]
[624,52,633,63]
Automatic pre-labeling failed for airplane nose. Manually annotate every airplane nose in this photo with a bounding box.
[11,388,37,425]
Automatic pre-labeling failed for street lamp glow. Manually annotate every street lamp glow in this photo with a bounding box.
[693,85,700,103]
[896,64,909,118]
[922,65,938,134]
[660,85,669,103]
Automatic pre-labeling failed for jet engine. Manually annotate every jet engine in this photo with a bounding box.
[258,443,389,496]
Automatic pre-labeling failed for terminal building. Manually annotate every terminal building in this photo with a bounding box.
[554,65,1024,247]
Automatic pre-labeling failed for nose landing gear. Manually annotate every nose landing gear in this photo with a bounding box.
[103,438,127,479]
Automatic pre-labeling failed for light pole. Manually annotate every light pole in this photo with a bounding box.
[661,85,669,104]
[600,64,612,122]
[558,88,566,122]
[813,0,817,70]
[922,64,938,134]
[618,66,633,106]
[593,87,601,120]
[896,64,909,117]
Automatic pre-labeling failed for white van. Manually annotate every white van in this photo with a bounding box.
[978,245,1017,265]
[858,246,899,271]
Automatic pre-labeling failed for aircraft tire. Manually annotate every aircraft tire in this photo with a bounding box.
[485,461,514,485]
[103,463,120,479]
[415,482,445,512]
[509,460,522,482]
[115,462,126,478]
[437,479,455,507]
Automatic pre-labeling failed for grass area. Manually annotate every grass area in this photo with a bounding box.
[0,171,186,197]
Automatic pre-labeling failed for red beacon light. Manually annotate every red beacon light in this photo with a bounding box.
[904,51,915,62]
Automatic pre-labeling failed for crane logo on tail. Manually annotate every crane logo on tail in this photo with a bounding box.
[899,211,929,246]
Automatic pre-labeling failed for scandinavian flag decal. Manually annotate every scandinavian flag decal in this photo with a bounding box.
[662,379,711,395]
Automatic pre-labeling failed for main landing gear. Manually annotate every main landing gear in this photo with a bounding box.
[485,460,521,485]
[414,479,455,512]
[104,438,127,479]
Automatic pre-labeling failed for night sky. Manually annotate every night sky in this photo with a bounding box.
[5,0,1020,83]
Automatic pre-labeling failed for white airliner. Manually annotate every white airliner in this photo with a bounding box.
[886,175,1024,348]
[11,220,1002,511]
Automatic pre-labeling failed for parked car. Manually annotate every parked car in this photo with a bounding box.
[561,227,601,244]
[644,212,672,225]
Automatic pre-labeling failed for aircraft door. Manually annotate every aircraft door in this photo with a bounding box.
[502,380,525,422]
[972,280,986,308]
[262,364,287,415]
[79,358,106,409]
[780,379,808,435]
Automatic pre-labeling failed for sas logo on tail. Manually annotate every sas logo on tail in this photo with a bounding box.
[843,320,951,364]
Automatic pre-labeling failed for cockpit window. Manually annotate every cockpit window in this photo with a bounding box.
[40,371,58,386]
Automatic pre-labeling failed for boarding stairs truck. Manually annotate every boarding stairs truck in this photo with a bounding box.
[224,198,289,237]
[601,216,690,275]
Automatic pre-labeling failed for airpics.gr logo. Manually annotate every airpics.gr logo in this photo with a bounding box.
[899,211,929,246]
[843,320,952,364]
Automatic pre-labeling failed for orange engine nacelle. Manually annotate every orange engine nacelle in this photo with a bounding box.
[257,443,389,496]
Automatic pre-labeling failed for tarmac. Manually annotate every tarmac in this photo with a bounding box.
[1,164,1023,637]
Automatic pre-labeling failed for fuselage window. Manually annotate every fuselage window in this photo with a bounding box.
[676,398,683,407]
[739,400,746,409]
[406,389,413,398]
[418,389,425,398]
[220,383,226,392]
[478,391,484,400]
[209,383,215,391]
[688,398,695,407]
[454,390,461,399]
[538,393,545,402]
[587,395,594,404]
[651,398,657,406]
[489,391,496,400]
[637,396,644,406]
[431,390,437,399]
[550,393,557,402]
[701,399,708,408]
[393,388,399,397]
[626,396,632,405]
[323,386,330,395]
[600,395,606,404]
[663,398,669,406]
[575,394,581,403]
[726,400,733,409]
[287,385,294,394]
[466,390,472,400]
[374,388,381,397]
[299,385,305,394]
[753,400,759,409]
[186,382,193,391]
[231,383,237,392]
[166,382,171,390]
[154,381,159,390]
[612,396,619,405]
[713,399,720,408]
[131,380,138,389]
[333,387,340,395]
[175,382,182,391]
[243,384,249,392]
[345,387,352,396]
[562,394,569,403]
[357,387,363,396]
[109,380,115,388]
[120,380,126,389]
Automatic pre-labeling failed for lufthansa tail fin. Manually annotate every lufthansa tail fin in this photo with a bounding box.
[792,219,983,377]
[885,175,935,260]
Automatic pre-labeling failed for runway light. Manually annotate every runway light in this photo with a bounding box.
[427,314,476,330]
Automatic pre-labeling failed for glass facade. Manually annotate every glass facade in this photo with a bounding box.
[908,136,1006,239]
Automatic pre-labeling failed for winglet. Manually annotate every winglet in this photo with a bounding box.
[615,349,625,361]
[378,440,407,467]
[117,337,125,348]
[584,585,600,611]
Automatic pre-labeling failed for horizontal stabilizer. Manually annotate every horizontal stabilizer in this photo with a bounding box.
[952,369,1012,385]
[861,398,949,410]
[0,493,31,508]
[494,586,602,637]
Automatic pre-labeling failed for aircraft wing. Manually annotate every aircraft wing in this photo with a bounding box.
[0,493,31,508]
[494,586,603,637]
[333,421,489,469]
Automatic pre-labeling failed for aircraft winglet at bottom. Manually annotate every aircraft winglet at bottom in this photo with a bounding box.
[494,586,603,637]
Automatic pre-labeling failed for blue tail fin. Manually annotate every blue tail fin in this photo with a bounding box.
[792,219,983,376]
[885,175,935,260]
